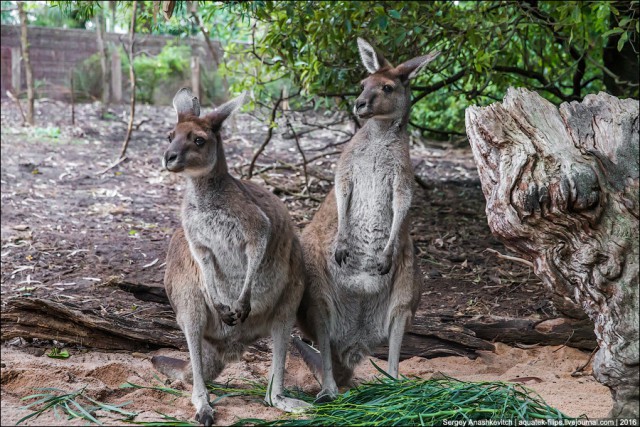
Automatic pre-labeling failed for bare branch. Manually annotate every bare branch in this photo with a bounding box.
[283,113,309,190]
[411,69,467,105]
[118,0,138,161]
[409,120,466,137]
[247,90,284,179]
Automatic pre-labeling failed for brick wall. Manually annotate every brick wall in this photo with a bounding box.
[0,25,221,101]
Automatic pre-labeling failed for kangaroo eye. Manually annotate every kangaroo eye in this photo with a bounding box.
[194,137,205,146]
[360,83,365,90]
[382,85,393,93]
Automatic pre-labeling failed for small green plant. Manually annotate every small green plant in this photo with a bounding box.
[102,112,119,120]
[18,386,136,425]
[46,348,70,359]
[31,126,61,139]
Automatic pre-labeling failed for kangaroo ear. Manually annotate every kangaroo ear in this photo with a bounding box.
[172,87,200,120]
[211,92,247,123]
[396,51,440,80]
[357,38,392,74]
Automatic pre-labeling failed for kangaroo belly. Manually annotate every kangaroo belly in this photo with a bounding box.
[335,183,393,283]
[328,289,391,364]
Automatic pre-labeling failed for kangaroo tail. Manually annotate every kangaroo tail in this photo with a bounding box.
[292,335,323,382]
[151,355,191,381]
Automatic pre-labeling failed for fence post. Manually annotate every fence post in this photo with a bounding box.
[111,48,122,103]
[11,47,21,93]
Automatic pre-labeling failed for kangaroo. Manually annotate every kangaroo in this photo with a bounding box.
[296,38,438,400]
[152,88,309,425]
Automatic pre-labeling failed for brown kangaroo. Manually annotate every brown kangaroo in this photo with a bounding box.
[152,88,309,425]
[296,38,438,401]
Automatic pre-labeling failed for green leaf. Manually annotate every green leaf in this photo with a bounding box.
[389,9,401,19]
[602,27,624,38]
[617,31,628,51]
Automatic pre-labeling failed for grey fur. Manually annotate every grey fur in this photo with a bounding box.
[157,91,309,425]
[297,39,436,400]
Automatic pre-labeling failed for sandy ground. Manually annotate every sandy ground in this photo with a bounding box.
[1,341,611,426]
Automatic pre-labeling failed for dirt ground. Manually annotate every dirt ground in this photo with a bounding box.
[0,99,612,425]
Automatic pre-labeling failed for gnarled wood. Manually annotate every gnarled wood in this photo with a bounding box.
[1,298,184,351]
[466,88,639,418]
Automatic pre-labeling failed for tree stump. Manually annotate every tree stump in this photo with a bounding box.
[465,88,639,418]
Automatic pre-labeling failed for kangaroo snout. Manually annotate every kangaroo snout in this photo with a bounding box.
[354,98,368,117]
[354,97,374,119]
[163,150,182,172]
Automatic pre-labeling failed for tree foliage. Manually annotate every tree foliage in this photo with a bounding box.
[28,0,640,138]
[220,0,638,138]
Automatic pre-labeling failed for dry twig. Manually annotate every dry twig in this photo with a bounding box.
[247,89,284,179]
[484,248,534,268]
[95,156,128,175]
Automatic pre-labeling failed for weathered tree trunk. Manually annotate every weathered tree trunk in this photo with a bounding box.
[466,87,639,418]
[95,5,110,118]
[17,1,34,125]
[119,0,138,160]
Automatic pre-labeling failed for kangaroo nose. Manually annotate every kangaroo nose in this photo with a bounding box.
[164,151,178,166]
[355,99,366,111]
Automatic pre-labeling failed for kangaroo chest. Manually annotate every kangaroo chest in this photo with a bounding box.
[343,138,405,242]
[182,199,248,290]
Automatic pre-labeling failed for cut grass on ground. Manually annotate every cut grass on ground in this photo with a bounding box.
[17,364,583,426]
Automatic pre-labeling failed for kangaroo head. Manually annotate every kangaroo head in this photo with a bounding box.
[354,38,439,122]
[163,88,246,177]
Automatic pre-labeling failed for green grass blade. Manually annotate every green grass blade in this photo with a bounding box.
[84,396,138,416]
[69,399,102,425]
[119,381,185,396]
[368,359,396,380]
[121,411,197,426]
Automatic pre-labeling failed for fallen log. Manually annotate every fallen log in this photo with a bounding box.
[107,281,598,355]
[1,297,185,351]
[374,315,496,360]
[466,87,639,418]
[105,279,169,304]
[1,295,496,361]
[464,315,596,350]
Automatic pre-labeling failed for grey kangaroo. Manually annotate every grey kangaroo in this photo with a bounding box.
[152,88,309,425]
[296,38,438,400]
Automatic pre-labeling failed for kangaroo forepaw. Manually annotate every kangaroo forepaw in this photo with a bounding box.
[232,298,251,323]
[376,252,392,275]
[335,242,350,266]
[214,302,238,326]
[195,406,215,426]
